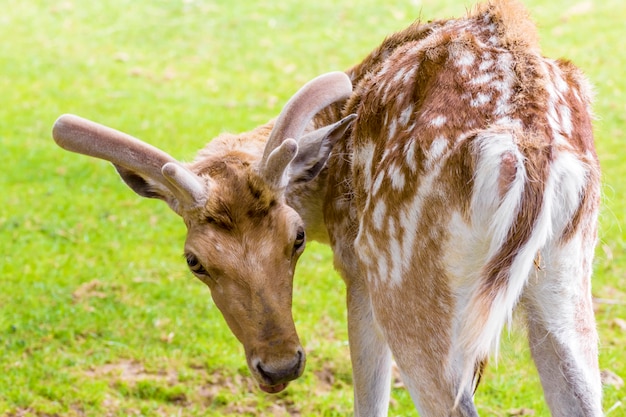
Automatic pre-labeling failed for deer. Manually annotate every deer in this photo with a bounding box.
[52,0,603,415]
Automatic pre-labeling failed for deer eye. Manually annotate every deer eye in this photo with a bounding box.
[185,253,209,276]
[294,227,306,252]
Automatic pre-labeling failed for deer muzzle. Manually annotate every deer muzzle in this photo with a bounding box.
[250,345,305,393]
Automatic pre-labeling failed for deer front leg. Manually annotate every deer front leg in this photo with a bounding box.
[346,279,392,417]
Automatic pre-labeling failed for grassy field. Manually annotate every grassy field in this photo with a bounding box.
[1,0,625,416]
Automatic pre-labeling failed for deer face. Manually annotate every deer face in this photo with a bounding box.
[52,72,355,393]
[181,164,307,392]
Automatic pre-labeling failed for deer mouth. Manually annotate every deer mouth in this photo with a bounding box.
[259,382,289,394]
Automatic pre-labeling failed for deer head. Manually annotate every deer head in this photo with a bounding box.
[52,72,354,393]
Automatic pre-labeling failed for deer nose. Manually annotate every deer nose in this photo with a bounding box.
[254,346,305,387]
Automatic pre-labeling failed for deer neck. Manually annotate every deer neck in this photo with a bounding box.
[284,166,331,244]
[282,100,352,245]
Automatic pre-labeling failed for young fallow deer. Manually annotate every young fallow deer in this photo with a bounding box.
[52,0,603,415]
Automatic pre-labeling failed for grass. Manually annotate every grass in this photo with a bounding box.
[1,0,625,415]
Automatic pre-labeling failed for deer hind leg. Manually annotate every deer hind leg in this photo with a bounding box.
[523,235,603,417]
[521,145,603,416]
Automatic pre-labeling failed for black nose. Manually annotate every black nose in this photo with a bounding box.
[256,347,305,385]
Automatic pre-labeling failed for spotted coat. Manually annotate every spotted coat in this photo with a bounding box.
[318,1,601,415]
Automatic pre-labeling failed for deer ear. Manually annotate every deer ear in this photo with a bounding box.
[112,163,207,214]
[288,114,356,184]
[113,164,172,200]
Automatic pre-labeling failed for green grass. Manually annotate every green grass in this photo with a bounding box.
[1,0,625,415]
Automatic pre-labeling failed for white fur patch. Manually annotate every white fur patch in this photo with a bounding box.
[404,139,418,173]
[388,118,398,140]
[388,164,406,190]
[387,216,404,287]
[559,104,573,137]
[428,136,449,164]
[372,171,385,195]
[399,105,414,127]
[357,141,376,191]
[471,73,494,85]
[430,115,447,128]
[456,50,476,67]
[372,199,387,231]
[471,92,492,107]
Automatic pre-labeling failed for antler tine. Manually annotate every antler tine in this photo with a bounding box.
[261,71,353,164]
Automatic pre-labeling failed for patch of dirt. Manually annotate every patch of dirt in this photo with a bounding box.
[314,366,335,393]
[72,279,108,302]
[508,408,535,416]
[84,359,179,386]
[197,370,256,401]
[5,408,83,417]
[82,360,303,416]
[71,279,127,312]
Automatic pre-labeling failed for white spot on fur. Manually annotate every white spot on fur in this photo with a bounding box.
[388,118,398,139]
[376,251,389,285]
[491,53,515,116]
[457,50,476,67]
[389,164,406,190]
[381,147,391,163]
[378,59,393,77]
[403,66,416,84]
[404,139,418,172]
[396,92,406,107]
[372,171,385,195]
[554,71,570,94]
[357,142,376,191]
[430,135,448,159]
[430,115,447,128]
[387,216,404,287]
[372,199,387,231]
[573,88,582,104]
[494,117,522,129]
[399,105,414,127]
[393,67,409,85]
[471,73,494,85]
[471,92,491,107]
[479,59,494,72]
[560,104,573,136]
